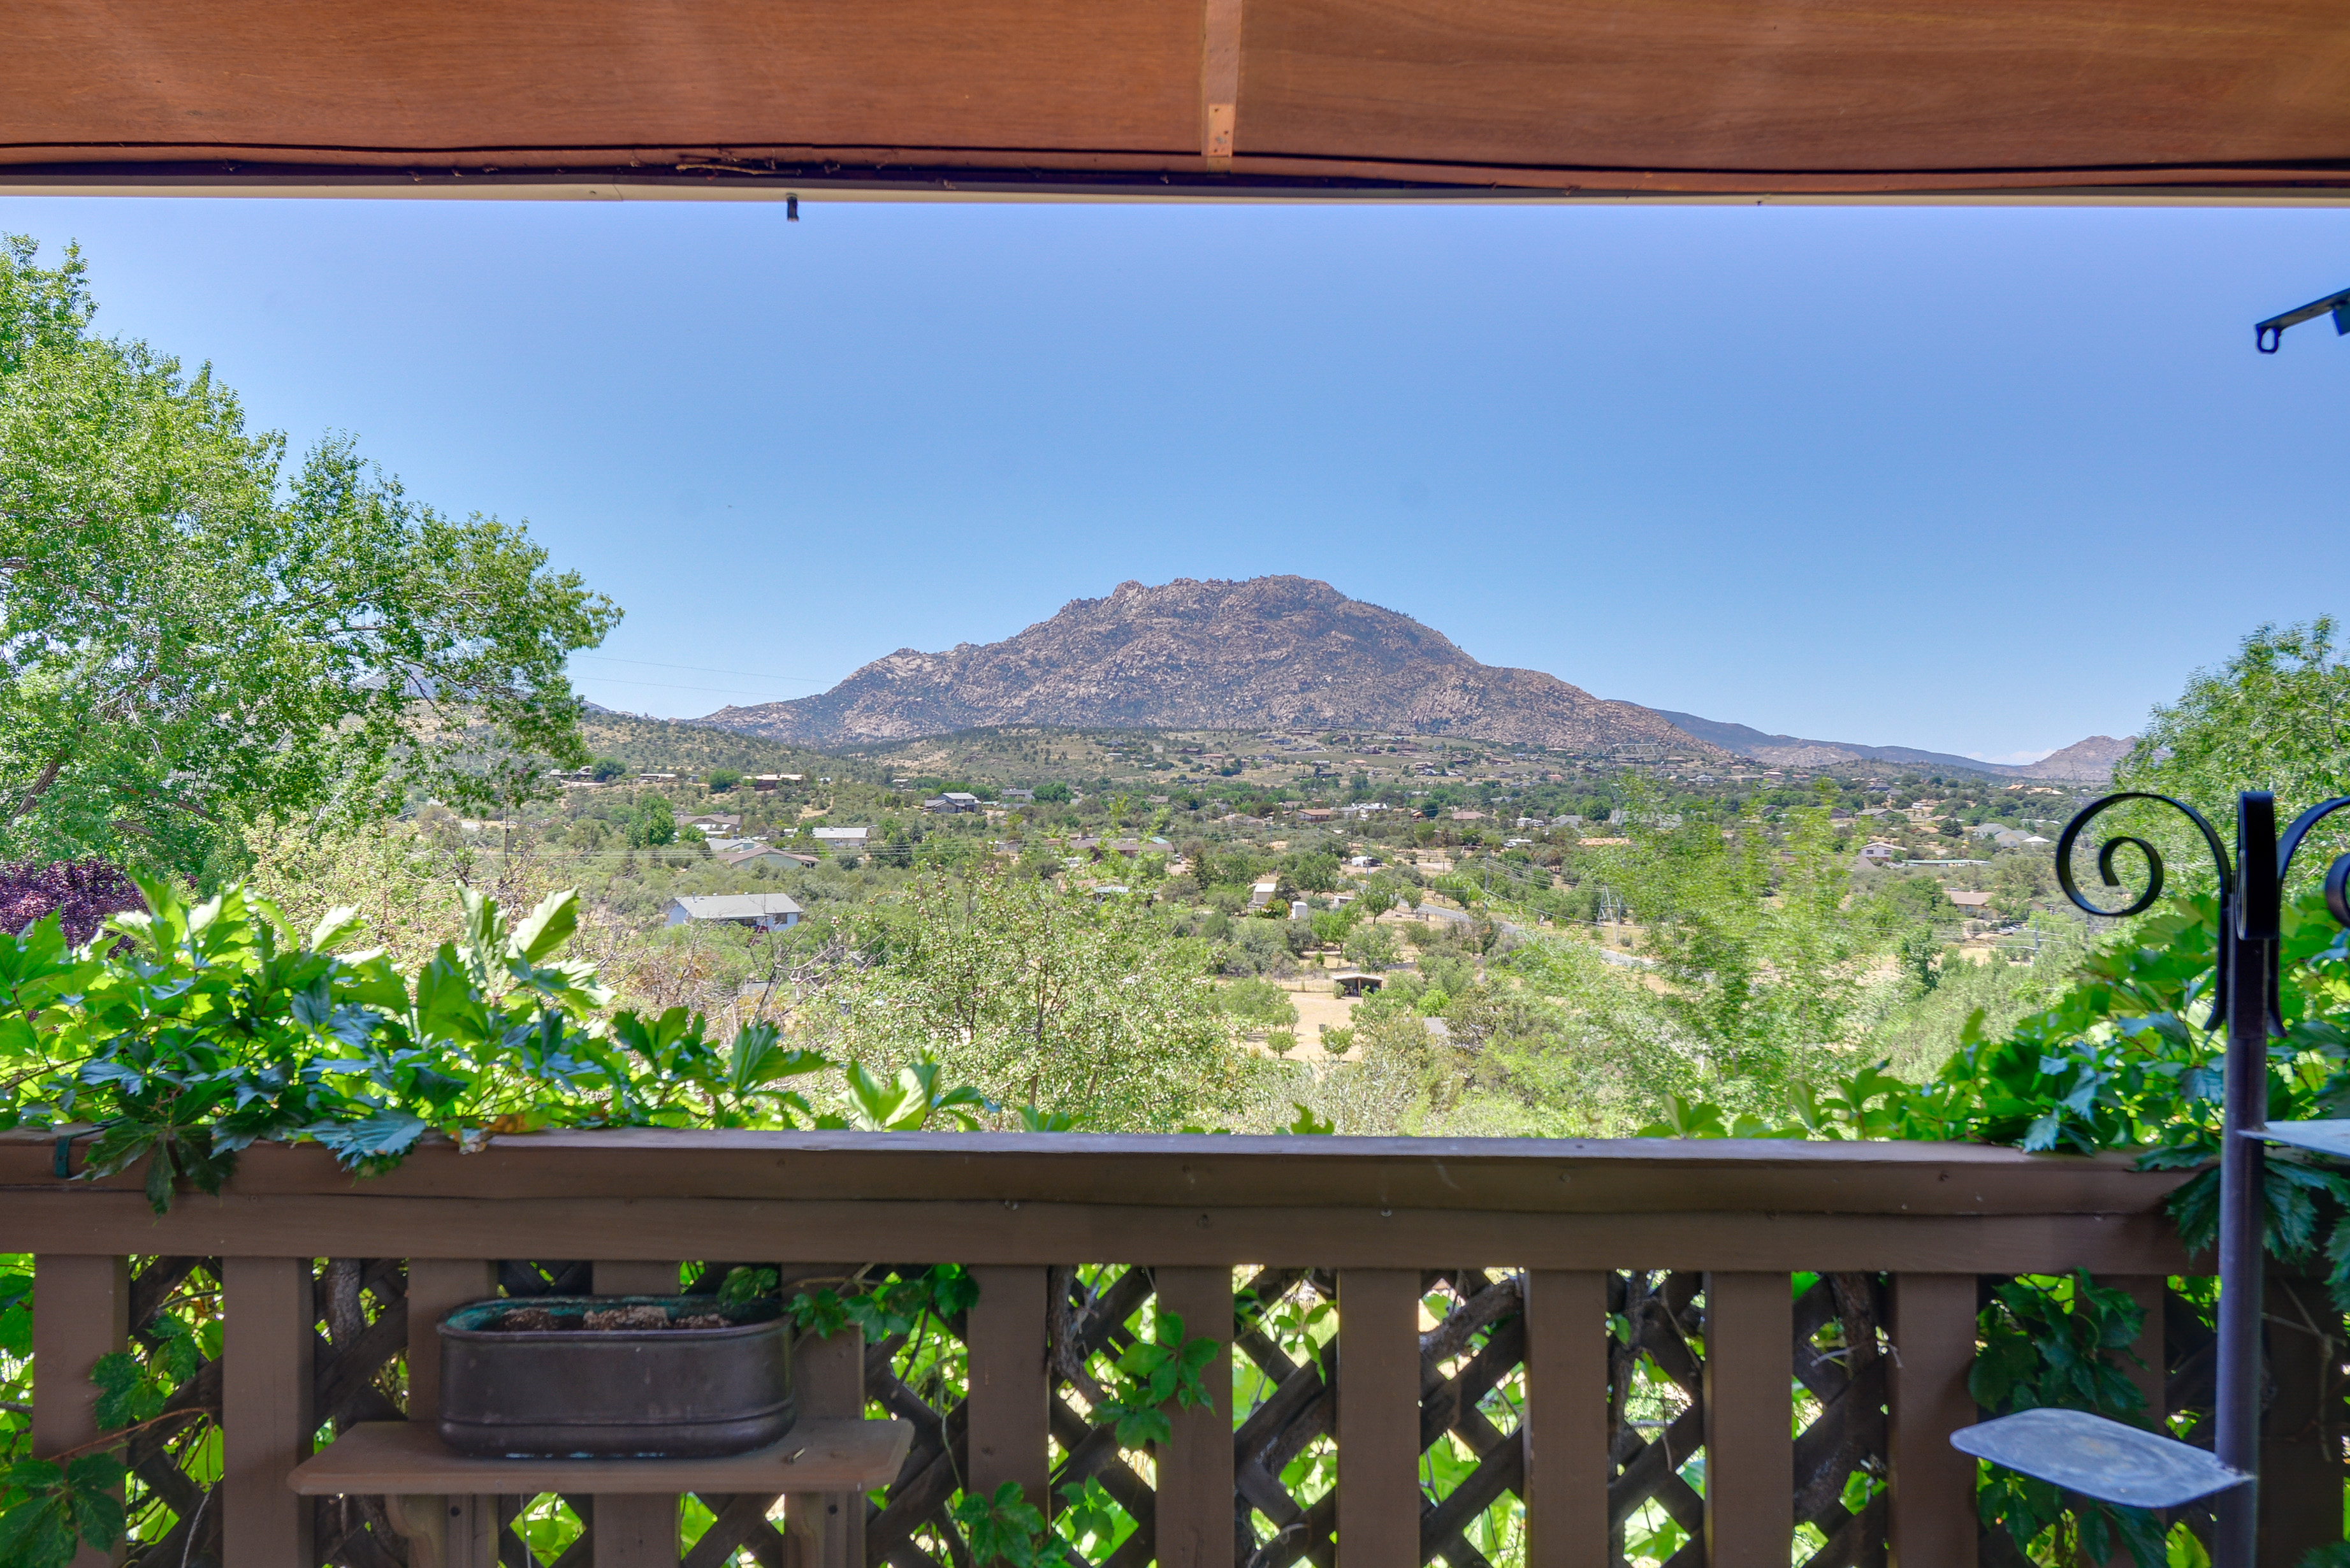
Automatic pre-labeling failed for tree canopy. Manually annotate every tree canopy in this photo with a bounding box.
[0,236,618,875]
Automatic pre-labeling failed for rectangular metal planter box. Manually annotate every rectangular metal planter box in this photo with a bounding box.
[437,1295,794,1458]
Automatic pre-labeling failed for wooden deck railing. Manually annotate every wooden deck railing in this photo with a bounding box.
[4,1129,2199,1568]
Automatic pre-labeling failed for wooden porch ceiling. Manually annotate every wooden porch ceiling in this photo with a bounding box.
[8,1,2350,201]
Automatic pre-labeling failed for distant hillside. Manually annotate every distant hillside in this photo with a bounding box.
[2017,735,2133,782]
[577,711,866,779]
[699,576,1716,755]
[1653,711,2130,783]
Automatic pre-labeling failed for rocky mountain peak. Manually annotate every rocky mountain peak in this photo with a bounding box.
[697,575,1701,752]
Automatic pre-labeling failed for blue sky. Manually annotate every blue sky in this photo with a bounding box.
[5,192,2347,760]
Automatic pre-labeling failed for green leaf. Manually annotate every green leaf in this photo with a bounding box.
[509,890,579,966]
[307,1108,430,1167]
[1283,1103,1333,1136]
[305,905,366,955]
[0,1493,74,1568]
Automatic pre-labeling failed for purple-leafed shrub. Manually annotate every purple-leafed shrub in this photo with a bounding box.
[0,859,143,946]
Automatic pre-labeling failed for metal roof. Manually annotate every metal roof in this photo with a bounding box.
[667,894,806,920]
[8,1,2350,203]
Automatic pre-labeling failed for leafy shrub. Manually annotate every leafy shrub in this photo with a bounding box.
[1228,920,1288,975]
[1343,923,1398,972]
[1218,977,1297,1029]
[0,876,996,1214]
[0,860,141,947]
[624,794,678,847]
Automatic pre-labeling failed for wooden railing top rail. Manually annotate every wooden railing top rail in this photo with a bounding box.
[0,1128,2189,1216]
[0,1131,2194,1274]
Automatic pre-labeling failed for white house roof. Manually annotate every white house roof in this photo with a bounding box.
[811,826,869,840]
[667,894,804,920]
[717,846,806,867]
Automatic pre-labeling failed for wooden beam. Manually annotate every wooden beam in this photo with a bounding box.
[8,0,2350,198]
[966,1266,1051,1511]
[0,1193,2191,1276]
[1152,1266,1235,1568]
[2259,1268,2346,1564]
[222,1258,316,1568]
[591,1263,685,1567]
[289,1418,913,1495]
[405,1259,500,1568]
[784,1298,867,1568]
[1887,1274,1978,1568]
[407,1259,497,1426]
[0,1128,2186,1220]
[1336,1270,1419,1568]
[1201,0,1244,162]
[31,1256,127,1568]
[1702,1272,1791,1568]
[1521,1270,1606,1564]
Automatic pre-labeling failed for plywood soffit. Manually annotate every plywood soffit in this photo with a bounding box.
[7,0,2350,198]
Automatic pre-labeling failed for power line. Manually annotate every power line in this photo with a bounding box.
[576,674,813,700]
[572,653,834,684]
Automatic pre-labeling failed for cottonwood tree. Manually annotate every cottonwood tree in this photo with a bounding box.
[2118,617,2350,828]
[0,237,618,874]
[838,867,1241,1129]
[1590,781,1872,1085]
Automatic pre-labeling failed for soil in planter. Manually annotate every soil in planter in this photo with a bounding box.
[488,1305,733,1332]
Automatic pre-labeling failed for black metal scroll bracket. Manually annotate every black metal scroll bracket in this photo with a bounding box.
[1955,788,2350,1568]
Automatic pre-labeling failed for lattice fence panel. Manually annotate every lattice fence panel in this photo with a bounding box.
[73,1258,2058,1568]
[1790,1274,1889,1568]
[115,1256,416,1568]
[1608,1271,1706,1568]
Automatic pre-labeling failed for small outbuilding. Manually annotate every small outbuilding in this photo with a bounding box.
[1331,971,1384,998]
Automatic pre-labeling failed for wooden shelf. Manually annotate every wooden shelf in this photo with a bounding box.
[289,1418,911,1496]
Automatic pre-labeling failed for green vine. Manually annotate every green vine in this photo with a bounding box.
[1966,1271,2166,1568]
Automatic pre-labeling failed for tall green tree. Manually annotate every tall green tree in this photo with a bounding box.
[0,237,618,875]
[1595,781,1872,1084]
[839,867,1242,1129]
[2119,617,2350,815]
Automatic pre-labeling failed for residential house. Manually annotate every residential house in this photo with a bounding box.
[1247,880,1279,910]
[1001,788,1036,803]
[1450,809,1487,822]
[681,813,743,835]
[719,846,815,872]
[663,894,803,931]
[1860,841,1901,863]
[924,792,981,813]
[1947,890,1994,911]
[813,826,871,855]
